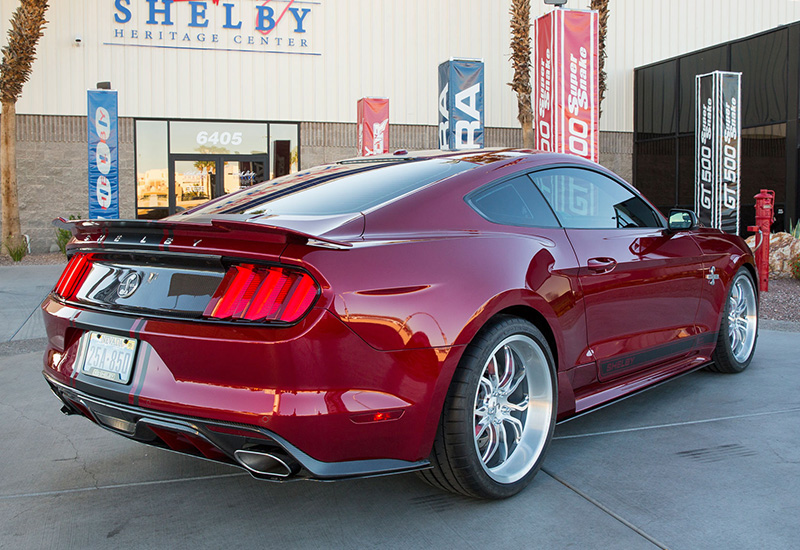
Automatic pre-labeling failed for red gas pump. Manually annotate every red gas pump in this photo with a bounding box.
[747,189,775,292]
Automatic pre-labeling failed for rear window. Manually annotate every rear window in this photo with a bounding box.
[467,175,560,228]
[182,159,473,217]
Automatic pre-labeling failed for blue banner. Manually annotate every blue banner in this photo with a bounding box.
[438,59,484,150]
[88,90,119,219]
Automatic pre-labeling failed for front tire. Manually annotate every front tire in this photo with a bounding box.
[708,267,758,373]
[419,316,557,499]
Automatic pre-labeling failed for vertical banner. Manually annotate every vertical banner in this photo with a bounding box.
[534,9,599,162]
[695,71,741,233]
[87,90,119,219]
[357,97,390,156]
[438,59,484,150]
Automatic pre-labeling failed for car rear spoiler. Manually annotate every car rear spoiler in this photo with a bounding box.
[53,217,354,251]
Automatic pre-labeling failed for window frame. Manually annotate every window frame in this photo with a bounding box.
[526,165,667,230]
[464,172,563,229]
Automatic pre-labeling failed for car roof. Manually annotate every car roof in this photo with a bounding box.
[173,149,614,224]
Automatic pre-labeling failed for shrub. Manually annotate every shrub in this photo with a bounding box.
[792,256,800,280]
[5,239,27,262]
[55,214,81,256]
[791,219,800,240]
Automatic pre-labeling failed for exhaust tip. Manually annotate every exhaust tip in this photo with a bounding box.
[234,449,295,478]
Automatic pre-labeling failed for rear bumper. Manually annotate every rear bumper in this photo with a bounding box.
[45,373,430,480]
[42,296,462,465]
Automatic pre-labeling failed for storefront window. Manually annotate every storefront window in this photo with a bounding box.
[135,120,168,219]
[269,123,299,178]
[135,119,296,220]
[170,121,268,155]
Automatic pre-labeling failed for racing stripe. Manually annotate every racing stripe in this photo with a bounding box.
[127,318,145,405]
[132,345,151,408]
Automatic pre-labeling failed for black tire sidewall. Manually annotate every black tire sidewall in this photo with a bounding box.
[713,268,758,372]
[444,316,557,499]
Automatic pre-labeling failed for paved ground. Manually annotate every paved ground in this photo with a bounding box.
[0,265,65,342]
[0,266,798,549]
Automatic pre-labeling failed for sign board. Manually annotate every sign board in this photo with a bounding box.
[438,59,484,150]
[534,9,599,162]
[110,0,318,56]
[695,71,741,233]
[357,97,389,156]
[88,90,120,219]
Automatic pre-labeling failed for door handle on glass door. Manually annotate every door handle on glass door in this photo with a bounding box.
[587,258,617,274]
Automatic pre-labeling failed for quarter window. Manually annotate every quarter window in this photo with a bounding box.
[468,175,560,228]
[529,168,662,229]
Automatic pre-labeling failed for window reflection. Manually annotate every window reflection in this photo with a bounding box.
[224,160,268,194]
[175,160,215,212]
[136,120,169,219]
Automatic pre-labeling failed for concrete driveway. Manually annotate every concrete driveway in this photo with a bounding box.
[0,328,797,550]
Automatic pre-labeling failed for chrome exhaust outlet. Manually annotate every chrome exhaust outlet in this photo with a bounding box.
[234,449,294,477]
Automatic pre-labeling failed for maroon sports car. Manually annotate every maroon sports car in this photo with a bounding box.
[43,149,758,499]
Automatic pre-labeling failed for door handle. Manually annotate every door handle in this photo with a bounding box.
[587,257,617,274]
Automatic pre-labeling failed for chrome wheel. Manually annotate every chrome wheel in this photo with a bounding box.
[473,334,553,484]
[727,273,757,363]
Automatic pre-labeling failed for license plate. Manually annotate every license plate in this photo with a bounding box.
[80,332,138,384]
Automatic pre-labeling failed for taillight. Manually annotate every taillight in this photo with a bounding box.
[203,264,319,323]
[53,253,92,300]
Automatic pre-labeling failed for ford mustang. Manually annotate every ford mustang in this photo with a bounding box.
[42,149,758,499]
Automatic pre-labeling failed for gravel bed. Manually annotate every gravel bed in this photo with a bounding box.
[759,278,800,322]
[2,253,798,322]
[0,252,66,266]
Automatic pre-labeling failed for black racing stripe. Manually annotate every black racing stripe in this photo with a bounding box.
[599,335,702,378]
[129,318,144,339]
[71,310,141,335]
[133,345,152,408]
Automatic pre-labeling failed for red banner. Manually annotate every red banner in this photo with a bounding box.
[534,9,598,163]
[357,97,390,156]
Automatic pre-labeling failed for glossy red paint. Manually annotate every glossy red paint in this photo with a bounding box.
[42,150,756,481]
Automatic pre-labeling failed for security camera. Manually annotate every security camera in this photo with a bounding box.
[75,35,82,44]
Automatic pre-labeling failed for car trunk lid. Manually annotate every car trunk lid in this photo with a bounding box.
[53,214,361,321]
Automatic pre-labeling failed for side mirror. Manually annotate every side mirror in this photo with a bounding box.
[667,209,698,232]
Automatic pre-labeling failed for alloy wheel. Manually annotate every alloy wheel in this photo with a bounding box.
[473,334,553,484]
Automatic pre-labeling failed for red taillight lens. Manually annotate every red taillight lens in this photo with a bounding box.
[53,253,92,300]
[204,264,319,323]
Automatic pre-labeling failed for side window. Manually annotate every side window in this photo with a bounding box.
[467,175,560,228]
[529,168,663,229]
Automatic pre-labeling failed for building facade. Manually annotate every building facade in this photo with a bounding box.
[635,22,800,233]
[2,0,800,252]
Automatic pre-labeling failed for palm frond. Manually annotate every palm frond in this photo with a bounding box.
[0,0,49,104]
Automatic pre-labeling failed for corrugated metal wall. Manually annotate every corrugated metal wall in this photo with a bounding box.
[604,0,800,132]
[4,0,800,132]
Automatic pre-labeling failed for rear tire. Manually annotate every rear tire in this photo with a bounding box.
[708,268,758,373]
[419,316,557,499]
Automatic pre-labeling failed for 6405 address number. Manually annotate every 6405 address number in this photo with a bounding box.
[196,131,243,146]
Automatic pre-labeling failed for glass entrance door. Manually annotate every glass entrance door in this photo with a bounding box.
[222,159,268,193]
[174,159,216,213]
[167,155,268,216]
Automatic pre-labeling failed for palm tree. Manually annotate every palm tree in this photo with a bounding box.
[0,0,49,258]
[509,0,534,148]
[590,0,609,116]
